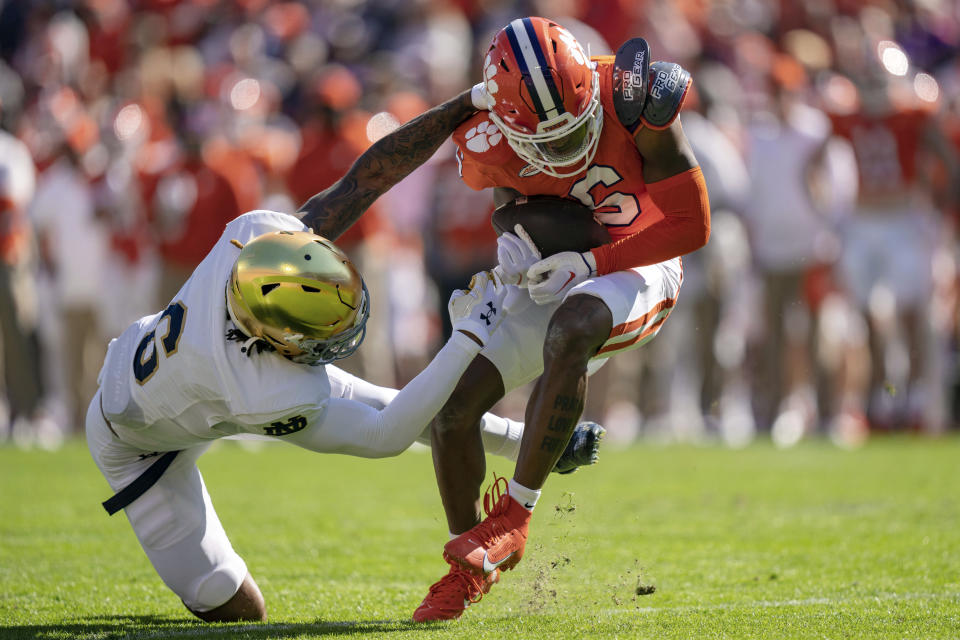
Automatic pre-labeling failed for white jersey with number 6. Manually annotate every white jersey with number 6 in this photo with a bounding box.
[98,210,331,451]
[96,209,523,461]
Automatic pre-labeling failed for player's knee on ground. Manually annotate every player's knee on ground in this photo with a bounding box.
[187,570,266,622]
[543,295,613,365]
[186,564,248,612]
[432,356,504,439]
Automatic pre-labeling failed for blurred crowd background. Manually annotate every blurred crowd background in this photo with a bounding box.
[1,0,959,450]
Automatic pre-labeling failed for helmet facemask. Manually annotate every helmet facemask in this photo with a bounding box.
[488,68,603,178]
[283,282,369,365]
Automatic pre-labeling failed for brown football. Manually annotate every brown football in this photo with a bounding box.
[490,196,611,257]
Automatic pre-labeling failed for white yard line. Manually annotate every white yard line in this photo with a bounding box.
[616,590,960,615]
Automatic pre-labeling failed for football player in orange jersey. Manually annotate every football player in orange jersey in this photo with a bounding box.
[826,70,959,434]
[413,17,711,621]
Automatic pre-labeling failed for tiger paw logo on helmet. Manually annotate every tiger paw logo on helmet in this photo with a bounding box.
[556,27,588,66]
[482,53,500,105]
[464,120,503,153]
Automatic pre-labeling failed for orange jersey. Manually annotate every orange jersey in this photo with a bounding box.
[453,57,661,241]
[829,108,931,198]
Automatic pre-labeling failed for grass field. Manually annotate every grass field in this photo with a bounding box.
[1,436,959,639]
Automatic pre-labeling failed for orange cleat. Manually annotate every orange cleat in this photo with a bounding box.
[443,476,531,575]
[412,562,500,622]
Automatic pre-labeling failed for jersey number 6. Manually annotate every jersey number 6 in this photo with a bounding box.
[134,301,188,385]
[568,165,641,227]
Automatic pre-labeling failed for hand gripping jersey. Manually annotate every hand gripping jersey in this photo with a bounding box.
[98,210,332,451]
[455,57,659,242]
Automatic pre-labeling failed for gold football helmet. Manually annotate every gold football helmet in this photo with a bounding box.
[226,230,369,365]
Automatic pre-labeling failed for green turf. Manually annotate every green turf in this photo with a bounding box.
[1,436,959,639]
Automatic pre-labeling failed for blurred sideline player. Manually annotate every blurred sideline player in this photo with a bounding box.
[742,70,852,440]
[86,88,598,623]
[413,17,710,621]
[826,70,959,431]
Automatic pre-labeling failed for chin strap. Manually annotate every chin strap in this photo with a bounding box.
[240,335,260,356]
[225,325,272,357]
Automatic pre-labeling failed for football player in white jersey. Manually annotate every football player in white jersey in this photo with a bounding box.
[87,88,600,622]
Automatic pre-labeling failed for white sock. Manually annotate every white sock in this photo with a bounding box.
[478,414,523,461]
[508,478,540,511]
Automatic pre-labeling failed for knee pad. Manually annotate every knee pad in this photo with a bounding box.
[187,565,247,612]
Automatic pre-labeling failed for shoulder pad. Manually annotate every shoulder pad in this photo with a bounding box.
[611,38,651,131]
[641,61,692,130]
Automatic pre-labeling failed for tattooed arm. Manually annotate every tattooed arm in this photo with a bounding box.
[299,89,475,239]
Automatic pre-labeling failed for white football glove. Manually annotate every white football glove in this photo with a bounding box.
[502,283,534,315]
[496,224,541,287]
[470,82,493,110]
[526,250,598,305]
[449,270,507,347]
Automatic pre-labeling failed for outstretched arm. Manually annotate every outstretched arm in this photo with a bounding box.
[285,332,483,457]
[284,271,507,457]
[299,89,475,239]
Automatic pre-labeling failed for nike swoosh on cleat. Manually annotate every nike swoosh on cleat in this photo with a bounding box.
[482,550,515,573]
[524,502,536,509]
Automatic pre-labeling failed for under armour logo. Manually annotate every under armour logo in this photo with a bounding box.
[263,415,307,436]
[479,301,497,326]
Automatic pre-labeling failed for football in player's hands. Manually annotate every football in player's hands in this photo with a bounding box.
[491,196,611,258]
